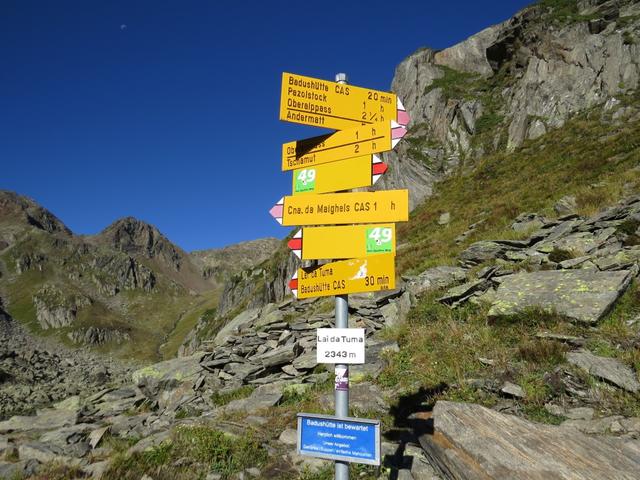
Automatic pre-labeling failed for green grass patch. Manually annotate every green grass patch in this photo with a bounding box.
[104,425,266,480]
[537,0,599,25]
[160,293,220,359]
[210,385,255,407]
[424,66,483,99]
[377,293,583,424]
[475,112,504,135]
[522,405,565,425]
[547,248,575,263]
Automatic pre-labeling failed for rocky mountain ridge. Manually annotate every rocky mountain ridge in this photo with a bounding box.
[191,238,281,284]
[0,190,279,361]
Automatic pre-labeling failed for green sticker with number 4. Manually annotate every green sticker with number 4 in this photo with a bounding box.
[366,227,393,253]
[295,169,316,193]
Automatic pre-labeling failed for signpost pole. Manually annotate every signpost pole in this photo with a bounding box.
[334,72,349,480]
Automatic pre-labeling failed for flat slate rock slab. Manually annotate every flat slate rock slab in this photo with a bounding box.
[419,401,640,480]
[567,349,640,393]
[488,270,632,324]
[0,408,77,434]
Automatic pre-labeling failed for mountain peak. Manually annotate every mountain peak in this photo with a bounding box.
[95,216,186,271]
[0,190,72,236]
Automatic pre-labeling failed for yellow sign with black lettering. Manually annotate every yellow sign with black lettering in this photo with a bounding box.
[290,254,396,299]
[291,155,382,195]
[289,224,396,260]
[283,122,391,171]
[270,190,409,226]
[280,72,397,131]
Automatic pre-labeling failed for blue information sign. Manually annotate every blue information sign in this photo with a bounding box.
[297,413,381,466]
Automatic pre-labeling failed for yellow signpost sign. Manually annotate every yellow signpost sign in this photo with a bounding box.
[282,122,392,171]
[288,224,396,260]
[291,155,387,195]
[280,72,398,131]
[289,254,396,299]
[270,190,409,226]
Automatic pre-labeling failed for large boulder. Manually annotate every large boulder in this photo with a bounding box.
[213,308,262,345]
[420,401,640,479]
[488,270,633,324]
[131,353,204,396]
[567,350,640,393]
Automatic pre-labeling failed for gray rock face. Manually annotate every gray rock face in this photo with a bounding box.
[459,241,512,267]
[32,284,91,330]
[406,266,467,297]
[224,384,283,413]
[378,2,640,208]
[567,350,640,393]
[0,312,134,421]
[0,408,77,433]
[554,196,578,216]
[215,249,300,317]
[420,401,640,480]
[500,381,525,399]
[488,270,632,324]
[191,237,281,282]
[213,308,262,346]
[94,217,186,273]
[67,327,131,345]
[132,353,204,395]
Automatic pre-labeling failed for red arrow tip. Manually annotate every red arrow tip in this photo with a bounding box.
[372,162,388,176]
[287,238,302,251]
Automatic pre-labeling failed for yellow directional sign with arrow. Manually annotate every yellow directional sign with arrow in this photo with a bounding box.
[288,224,396,260]
[291,155,387,195]
[282,121,397,171]
[289,254,396,299]
[269,190,409,226]
[280,72,398,131]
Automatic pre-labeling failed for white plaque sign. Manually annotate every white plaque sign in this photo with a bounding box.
[316,328,365,364]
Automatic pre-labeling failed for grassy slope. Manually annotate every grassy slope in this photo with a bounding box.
[159,291,220,359]
[398,93,640,274]
[0,231,218,362]
[383,93,640,423]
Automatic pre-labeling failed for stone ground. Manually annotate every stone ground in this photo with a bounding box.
[1,199,640,478]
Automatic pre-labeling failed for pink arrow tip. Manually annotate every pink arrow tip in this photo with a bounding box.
[392,126,408,140]
[269,204,283,220]
[397,110,410,126]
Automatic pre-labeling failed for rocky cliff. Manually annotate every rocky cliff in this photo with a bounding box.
[191,237,281,283]
[378,0,640,207]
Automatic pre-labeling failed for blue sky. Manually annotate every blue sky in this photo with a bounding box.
[1,1,532,251]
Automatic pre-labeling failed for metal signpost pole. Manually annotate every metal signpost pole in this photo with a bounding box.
[335,295,349,479]
[334,71,350,480]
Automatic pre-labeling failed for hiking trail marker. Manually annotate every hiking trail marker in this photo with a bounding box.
[316,328,365,364]
[272,72,410,477]
[292,155,387,195]
[280,72,406,131]
[269,190,409,226]
[288,254,396,300]
[282,121,406,171]
[288,224,396,260]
